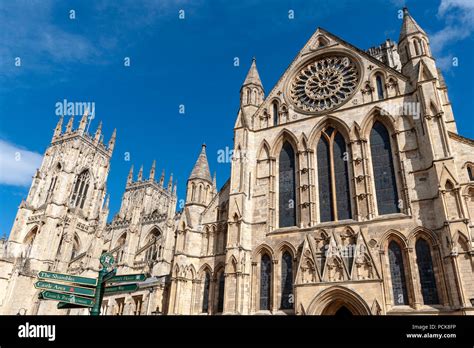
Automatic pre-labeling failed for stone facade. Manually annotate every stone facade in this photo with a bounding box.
[0,8,473,315]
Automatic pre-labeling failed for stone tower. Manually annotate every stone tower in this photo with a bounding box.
[0,113,115,315]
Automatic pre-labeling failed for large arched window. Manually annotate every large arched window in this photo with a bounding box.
[260,254,272,310]
[376,74,385,100]
[370,122,399,215]
[279,141,296,227]
[145,228,161,262]
[388,241,408,305]
[317,127,352,222]
[415,239,439,305]
[280,251,293,309]
[202,271,211,313]
[217,271,225,313]
[71,170,90,209]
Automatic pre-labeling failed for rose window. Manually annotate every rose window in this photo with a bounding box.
[290,56,359,112]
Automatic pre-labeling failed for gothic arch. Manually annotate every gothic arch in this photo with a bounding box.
[185,265,196,280]
[407,227,439,248]
[360,107,397,139]
[257,140,271,160]
[23,226,39,245]
[307,286,371,315]
[198,263,213,278]
[379,229,409,252]
[143,226,162,243]
[276,241,297,257]
[227,256,238,273]
[270,129,299,157]
[213,262,225,278]
[252,243,275,261]
[308,115,352,148]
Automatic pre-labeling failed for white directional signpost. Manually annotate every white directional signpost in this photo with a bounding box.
[36,252,149,315]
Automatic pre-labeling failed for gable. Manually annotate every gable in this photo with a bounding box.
[252,28,410,127]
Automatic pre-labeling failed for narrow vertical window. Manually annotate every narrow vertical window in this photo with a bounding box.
[202,272,211,313]
[388,241,408,305]
[273,102,279,126]
[416,239,439,305]
[260,254,272,310]
[217,272,225,312]
[467,166,474,181]
[279,142,296,227]
[333,133,351,220]
[280,251,293,309]
[376,75,385,100]
[317,136,333,222]
[370,122,399,215]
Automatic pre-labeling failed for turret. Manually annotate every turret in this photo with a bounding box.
[186,144,213,206]
[240,57,264,110]
[398,7,435,78]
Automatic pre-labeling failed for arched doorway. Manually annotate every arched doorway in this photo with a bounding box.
[321,300,356,315]
[306,286,371,315]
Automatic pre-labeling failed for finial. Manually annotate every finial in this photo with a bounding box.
[168,173,173,191]
[66,116,74,133]
[94,121,102,142]
[159,169,165,186]
[149,160,156,180]
[78,109,88,132]
[108,128,116,152]
[127,165,134,185]
[138,165,143,181]
[53,116,63,138]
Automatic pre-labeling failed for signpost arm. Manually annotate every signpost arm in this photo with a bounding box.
[90,268,107,316]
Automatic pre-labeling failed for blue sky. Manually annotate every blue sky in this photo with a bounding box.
[0,0,473,236]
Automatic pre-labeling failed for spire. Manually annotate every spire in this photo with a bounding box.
[53,116,63,138]
[94,121,102,142]
[66,116,74,133]
[159,169,165,186]
[138,165,143,181]
[127,165,134,185]
[168,173,173,191]
[149,160,156,180]
[399,7,427,43]
[108,128,116,152]
[189,144,212,182]
[242,57,263,88]
[212,171,216,189]
[173,182,177,195]
[78,109,88,133]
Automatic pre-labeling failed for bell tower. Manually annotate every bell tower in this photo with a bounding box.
[0,113,115,315]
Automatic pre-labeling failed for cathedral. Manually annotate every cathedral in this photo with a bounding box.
[1,8,473,316]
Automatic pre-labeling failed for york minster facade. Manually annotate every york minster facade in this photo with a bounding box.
[0,8,473,315]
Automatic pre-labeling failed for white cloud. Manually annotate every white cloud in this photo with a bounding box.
[431,0,474,55]
[0,140,43,187]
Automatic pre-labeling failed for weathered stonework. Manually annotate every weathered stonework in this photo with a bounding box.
[0,8,473,316]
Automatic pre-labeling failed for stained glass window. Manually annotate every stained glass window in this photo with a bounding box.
[334,133,352,220]
[279,142,296,227]
[317,128,352,222]
[260,254,272,310]
[370,122,400,215]
[202,272,210,313]
[388,241,408,305]
[416,239,439,305]
[280,251,293,309]
[317,136,333,222]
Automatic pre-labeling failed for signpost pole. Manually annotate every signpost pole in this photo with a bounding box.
[90,268,106,316]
